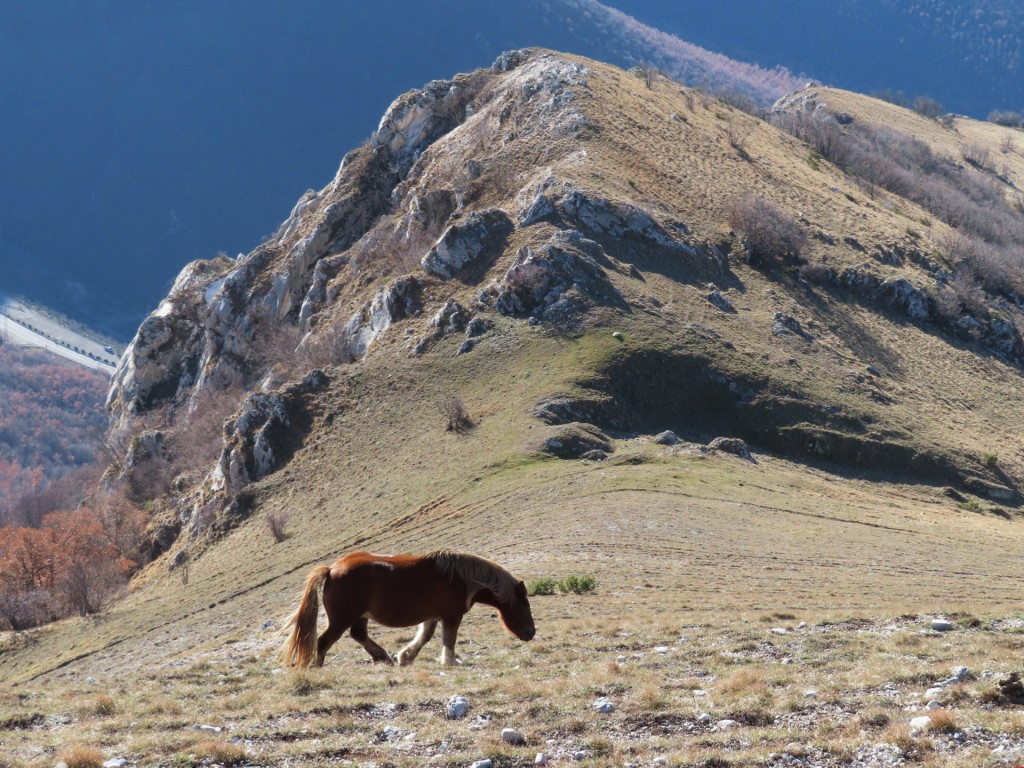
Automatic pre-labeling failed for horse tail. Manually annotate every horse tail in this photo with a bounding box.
[280,565,331,668]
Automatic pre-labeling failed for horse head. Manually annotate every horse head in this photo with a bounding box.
[498,580,535,641]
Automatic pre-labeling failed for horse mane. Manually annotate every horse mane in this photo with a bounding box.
[427,550,518,606]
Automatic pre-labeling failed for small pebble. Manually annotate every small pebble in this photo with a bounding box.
[717,719,739,730]
[653,646,669,654]
[574,750,588,761]
[910,715,932,731]
[931,619,954,632]
[697,713,712,724]
[470,760,493,768]
[535,753,548,766]
[804,690,817,699]
[102,760,127,768]
[926,700,940,710]
[612,331,623,340]
[926,687,944,698]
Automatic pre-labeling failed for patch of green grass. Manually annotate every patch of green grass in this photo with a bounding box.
[983,452,999,468]
[559,574,596,594]
[807,152,821,171]
[958,500,983,513]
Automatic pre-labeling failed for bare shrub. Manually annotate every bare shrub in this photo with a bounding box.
[1001,132,1017,154]
[56,746,104,768]
[928,285,962,326]
[635,61,657,88]
[989,110,1024,128]
[728,195,806,266]
[441,395,473,433]
[725,119,753,156]
[265,511,290,543]
[913,96,944,120]
[717,88,762,117]
[0,586,49,631]
[962,143,992,170]
[61,558,125,616]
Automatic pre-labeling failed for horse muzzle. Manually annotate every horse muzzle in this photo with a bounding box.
[519,625,536,641]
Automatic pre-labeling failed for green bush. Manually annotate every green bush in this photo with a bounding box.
[558,574,596,594]
[983,452,999,468]
[527,577,557,596]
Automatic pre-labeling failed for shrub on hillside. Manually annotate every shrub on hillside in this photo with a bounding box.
[728,195,806,266]
[989,110,1024,129]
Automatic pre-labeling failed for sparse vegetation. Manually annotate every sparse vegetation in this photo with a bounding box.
[727,194,806,266]
[265,510,291,543]
[441,395,473,433]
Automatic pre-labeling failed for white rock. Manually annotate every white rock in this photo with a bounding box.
[574,751,587,761]
[693,689,708,697]
[926,687,944,698]
[952,665,971,680]
[653,758,669,766]
[470,760,493,768]
[927,700,940,710]
[804,690,817,699]
[86,676,99,685]
[910,715,932,731]
[446,694,470,719]
[612,331,623,340]
[781,657,794,664]
[592,696,614,713]
[616,655,627,663]
[771,627,788,635]
[697,713,712,724]
[535,753,548,766]
[797,621,807,629]
[716,719,740,730]
[653,645,670,654]
[102,760,127,768]
[196,724,222,732]
[931,619,954,632]
[502,727,526,745]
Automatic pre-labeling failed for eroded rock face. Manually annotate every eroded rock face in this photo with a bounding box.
[491,230,624,320]
[213,370,328,495]
[421,209,513,279]
[336,277,423,363]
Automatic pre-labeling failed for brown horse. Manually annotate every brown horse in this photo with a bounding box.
[281,550,535,667]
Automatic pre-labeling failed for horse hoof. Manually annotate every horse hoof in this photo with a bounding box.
[397,652,414,666]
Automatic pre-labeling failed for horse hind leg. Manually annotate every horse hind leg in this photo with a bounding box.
[396,621,437,666]
[350,618,395,664]
[316,622,348,667]
[439,616,464,666]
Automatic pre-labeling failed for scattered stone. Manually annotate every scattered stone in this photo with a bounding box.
[693,690,708,697]
[580,449,609,461]
[592,697,614,713]
[804,690,817,699]
[653,646,670,654]
[653,758,669,766]
[465,316,493,338]
[574,751,588,761]
[502,727,526,745]
[697,713,712,725]
[260,619,274,631]
[771,312,814,341]
[717,719,740,730]
[927,700,941,710]
[781,657,794,665]
[86,676,99,685]
[910,715,933,732]
[196,724,222,733]
[535,753,548,766]
[540,422,613,460]
[653,430,680,446]
[456,339,475,356]
[446,694,470,719]
[612,331,623,340]
[771,627,788,635]
[926,687,944,698]
[706,289,736,313]
[616,655,627,663]
[102,760,127,768]
[932,619,955,632]
[708,436,753,461]
[952,666,973,681]
[797,621,807,630]
[470,760,493,768]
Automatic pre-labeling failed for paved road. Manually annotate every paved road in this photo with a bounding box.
[0,297,120,374]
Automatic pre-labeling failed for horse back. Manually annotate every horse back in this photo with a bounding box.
[325,552,468,627]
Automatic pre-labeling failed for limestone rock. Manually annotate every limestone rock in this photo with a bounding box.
[772,313,813,341]
[709,436,753,461]
[421,209,513,280]
[539,423,613,459]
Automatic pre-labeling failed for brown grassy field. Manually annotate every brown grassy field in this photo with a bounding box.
[5,51,1024,767]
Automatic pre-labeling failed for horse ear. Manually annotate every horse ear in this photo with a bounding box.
[516,580,527,597]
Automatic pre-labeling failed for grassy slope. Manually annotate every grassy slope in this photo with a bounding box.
[4,51,1024,766]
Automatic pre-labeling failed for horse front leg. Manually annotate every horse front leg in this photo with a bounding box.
[397,620,437,666]
[350,618,395,664]
[439,616,463,666]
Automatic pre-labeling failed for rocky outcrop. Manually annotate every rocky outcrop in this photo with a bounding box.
[489,230,625,320]
[421,209,513,279]
[212,370,328,495]
[336,277,422,363]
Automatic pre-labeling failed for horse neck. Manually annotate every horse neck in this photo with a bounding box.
[471,588,503,610]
